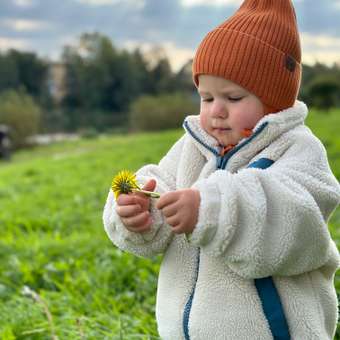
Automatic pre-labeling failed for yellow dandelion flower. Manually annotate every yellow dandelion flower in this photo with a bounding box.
[111,170,160,198]
[112,170,140,198]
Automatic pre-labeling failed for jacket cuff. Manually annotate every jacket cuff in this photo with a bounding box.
[104,190,165,246]
[188,179,221,246]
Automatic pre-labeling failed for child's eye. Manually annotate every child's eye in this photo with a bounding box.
[201,98,213,102]
[229,97,243,102]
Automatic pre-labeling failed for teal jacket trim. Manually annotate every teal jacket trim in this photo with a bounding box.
[248,157,291,340]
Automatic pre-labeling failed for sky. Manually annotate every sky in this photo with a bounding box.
[0,0,340,71]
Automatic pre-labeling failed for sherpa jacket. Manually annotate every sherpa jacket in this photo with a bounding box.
[103,100,340,340]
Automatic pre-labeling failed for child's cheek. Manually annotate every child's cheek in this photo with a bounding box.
[230,113,248,131]
[233,111,261,131]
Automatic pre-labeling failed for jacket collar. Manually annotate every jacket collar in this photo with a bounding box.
[183,100,308,167]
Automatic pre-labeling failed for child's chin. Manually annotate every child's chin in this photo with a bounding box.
[219,138,233,146]
[219,135,238,145]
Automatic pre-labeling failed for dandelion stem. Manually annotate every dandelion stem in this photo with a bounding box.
[131,188,160,198]
[22,285,58,340]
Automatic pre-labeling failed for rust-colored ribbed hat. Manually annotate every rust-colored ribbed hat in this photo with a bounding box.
[192,0,302,112]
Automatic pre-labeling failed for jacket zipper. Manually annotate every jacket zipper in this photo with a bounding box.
[182,121,268,340]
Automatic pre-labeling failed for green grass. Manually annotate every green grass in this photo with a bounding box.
[0,108,339,339]
[0,130,182,339]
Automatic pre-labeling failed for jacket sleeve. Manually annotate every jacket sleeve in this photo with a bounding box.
[189,133,340,279]
[103,135,185,258]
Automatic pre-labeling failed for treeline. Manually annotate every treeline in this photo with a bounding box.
[0,32,340,147]
[58,33,195,133]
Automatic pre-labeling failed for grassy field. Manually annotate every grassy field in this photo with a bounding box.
[0,108,340,339]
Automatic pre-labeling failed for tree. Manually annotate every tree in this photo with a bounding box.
[62,33,118,110]
[62,32,142,112]
[61,32,156,130]
[175,59,196,94]
[137,45,177,94]
[8,50,49,100]
[150,58,175,94]
[0,54,19,92]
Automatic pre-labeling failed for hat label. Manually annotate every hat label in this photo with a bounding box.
[285,55,296,72]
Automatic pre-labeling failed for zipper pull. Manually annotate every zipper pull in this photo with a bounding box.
[220,144,235,156]
[242,128,253,138]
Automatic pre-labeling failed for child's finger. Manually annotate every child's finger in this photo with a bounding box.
[161,202,178,218]
[116,204,141,218]
[117,193,148,209]
[172,224,184,234]
[165,215,181,228]
[122,211,150,228]
[142,179,157,192]
[116,194,136,206]
[156,192,177,210]
[132,194,150,210]
[125,218,152,233]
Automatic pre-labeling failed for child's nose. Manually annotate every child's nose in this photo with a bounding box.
[211,100,228,118]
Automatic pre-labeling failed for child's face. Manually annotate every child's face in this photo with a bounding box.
[198,75,265,147]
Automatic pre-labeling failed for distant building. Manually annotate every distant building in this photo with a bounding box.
[48,62,66,104]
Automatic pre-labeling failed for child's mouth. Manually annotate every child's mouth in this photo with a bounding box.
[213,127,231,132]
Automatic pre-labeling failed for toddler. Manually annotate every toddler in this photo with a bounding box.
[103,0,340,339]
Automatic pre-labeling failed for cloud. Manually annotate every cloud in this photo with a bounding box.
[76,0,120,4]
[301,33,340,49]
[0,36,29,50]
[161,42,195,71]
[123,39,194,71]
[75,0,145,9]
[294,0,340,36]
[303,52,340,66]
[0,0,339,70]
[181,0,241,7]
[301,32,340,65]
[13,0,35,8]
[0,19,51,32]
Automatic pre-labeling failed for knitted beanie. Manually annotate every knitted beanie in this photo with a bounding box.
[192,0,302,112]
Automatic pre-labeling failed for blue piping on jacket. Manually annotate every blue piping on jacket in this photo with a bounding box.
[182,248,200,339]
[181,121,290,340]
[254,276,291,340]
[250,158,291,340]
[183,120,220,157]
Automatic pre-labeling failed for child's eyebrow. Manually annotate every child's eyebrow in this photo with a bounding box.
[198,90,210,95]
[198,89,243,95]
[221,88,243,94]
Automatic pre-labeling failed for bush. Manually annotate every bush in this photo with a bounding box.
[129,92,199,131]
[79,127,99,139]
[60,109,127,133]
[0,89,41,148]
[306,76,340,111]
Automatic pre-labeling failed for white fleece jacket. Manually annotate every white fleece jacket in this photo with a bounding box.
[103,101,340,340]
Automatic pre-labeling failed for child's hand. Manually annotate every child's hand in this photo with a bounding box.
[156,189,200,234]
[115,179,157,233]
